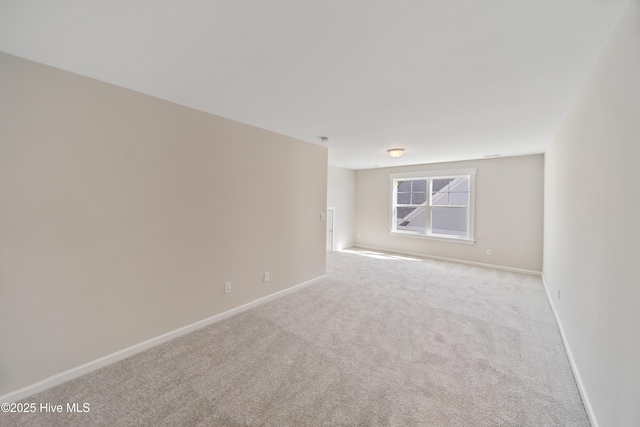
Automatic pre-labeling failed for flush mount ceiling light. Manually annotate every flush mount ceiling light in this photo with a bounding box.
[387,148,405,158]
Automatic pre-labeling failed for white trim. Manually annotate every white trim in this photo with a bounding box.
[390,169,476,242]
[390,168,477,179]
[541,275,598,427]
[0,275,326,404]
[352,245,541,276]
[389,230,475,244]
[326,207,336,253]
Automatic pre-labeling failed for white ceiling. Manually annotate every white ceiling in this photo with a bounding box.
[0,0,630,169]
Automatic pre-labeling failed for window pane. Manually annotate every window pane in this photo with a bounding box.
[432,179,451,193]
[432,207,467,237]
[397,179,427,205]
[397,192,410,204]
[451,177,469,192]
[397,207,414,219]
[397,181,411,192]
[412,192,426,204]
[449,192,468,206]
[412,180,427,192]
[432,192,449,206]
[432,177,469,206]
[431,179,450,206]
[396,207,426,233]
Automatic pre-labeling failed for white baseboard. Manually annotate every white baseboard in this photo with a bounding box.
[541,275,598,427]
[0,275,326,404]
[350,245,542,276]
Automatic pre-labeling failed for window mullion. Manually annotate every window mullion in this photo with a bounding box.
[425,179,432,235]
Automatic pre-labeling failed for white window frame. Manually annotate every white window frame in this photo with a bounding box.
[389,168,476,244]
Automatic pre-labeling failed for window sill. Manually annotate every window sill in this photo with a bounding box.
[389,230,475,245]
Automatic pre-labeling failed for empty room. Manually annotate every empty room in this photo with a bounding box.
[1,1,638,426]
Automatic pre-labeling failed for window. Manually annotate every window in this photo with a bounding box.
[390,169,475,243]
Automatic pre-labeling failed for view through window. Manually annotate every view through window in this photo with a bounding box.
[391,170,475,242]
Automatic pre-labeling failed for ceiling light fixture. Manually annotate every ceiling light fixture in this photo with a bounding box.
[387,148,405,158]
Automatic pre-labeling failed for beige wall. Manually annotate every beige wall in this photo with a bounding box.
[0,52,328,396]
[327,165,355,250]
[355,155,544,271]
[543,1,640,425]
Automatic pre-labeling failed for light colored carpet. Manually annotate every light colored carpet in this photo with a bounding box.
[2,249,589,426]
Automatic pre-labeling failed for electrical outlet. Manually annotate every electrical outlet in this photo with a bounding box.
[320,212,326,221]
[263,272,270,282]
[224,282,231,294]
[486,249,492,255]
